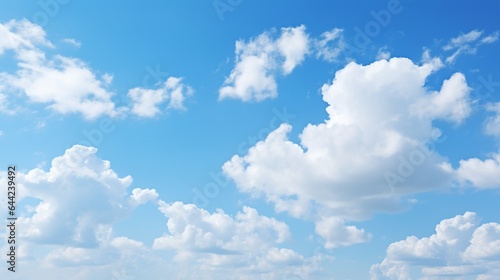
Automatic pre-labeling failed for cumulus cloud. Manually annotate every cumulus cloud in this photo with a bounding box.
[315,217,371,248]
[277,26,310,74]
[62,38,82,48]
[0,19,52,55]
[0,93,19,115]
[0,19,125,120]
[219,25,309,101]
[371,212,500,279]
[223,57,470,225]
[484,102,500,137]
[444,30,483,51]
[11,55,122,120]
[456,151,500,189]
[443,30,499,64]
[454,103,500,188]
[128,76,194,117]
[130,188,159,206]
[16,145,156,247]
[0,145,173,279]
[152,201,329,279]
[0,19,193,120]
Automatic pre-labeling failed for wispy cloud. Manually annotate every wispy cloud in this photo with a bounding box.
[443,30,499,64]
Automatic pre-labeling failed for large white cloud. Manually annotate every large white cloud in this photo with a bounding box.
[0,19,124,120]
[484,102,500,137]
[219,25,309,101]
[371,212,500,279]
[0,19,52,55]
[223,57,470,223]
[16,145,158,247]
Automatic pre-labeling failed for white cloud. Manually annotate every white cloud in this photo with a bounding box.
[3,232,166,280]
[455,101,500,189]
[371,212,500,279]
[153,202,290,253]
[456,151,500,189]
[0,143,331,280]
[464,223,500,261]
[314,28,346,62]
[130,188,159,206]
[411,72,471,124]
[223,57,469,223]
[0,19,124,120]
[152,201,328,279]
[444,30,483,51]
[481,31,499,44]
[0,19,52,55]
[315,217,371,248]
[17,145,156,246]
[10,55,122,120]
[443,30,499,64]
[0,19,194,120]
[0,145,175,279]
[277,25,310,74]
[0,93,17,115]
[128,76,193,118]
[219,25,309,102]
[376,47,391,60]
[484,102,500,137]
[62,38,82,48]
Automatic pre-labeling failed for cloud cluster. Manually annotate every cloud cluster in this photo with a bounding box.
[0,145,329,279]
[223,57,470,223]
[371,212,500,279]
[219,26,498,104]
[315,216,371,248]
[219,25,310,101]
[222,57,474,250]
[2,18,500,279]
[0,19,193,120]
[153,203,290,254]
[219,26,355,102]
[0,19,122,120]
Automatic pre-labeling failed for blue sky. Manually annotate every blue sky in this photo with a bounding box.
[1,0,500,279]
